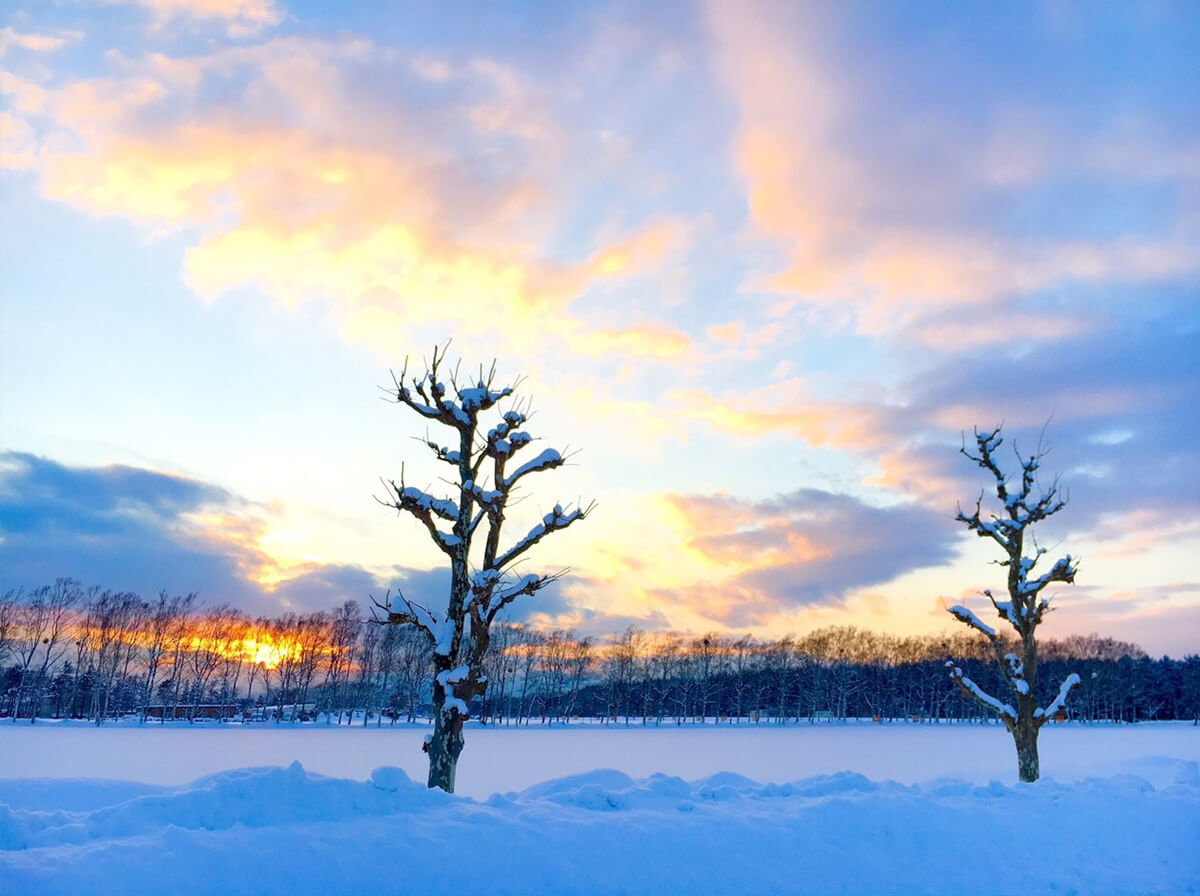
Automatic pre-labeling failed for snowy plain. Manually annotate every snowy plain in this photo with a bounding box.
[2,721,1199,895]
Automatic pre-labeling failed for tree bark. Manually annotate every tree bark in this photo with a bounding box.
[426,706,465,792]
[1014,717,1040,783]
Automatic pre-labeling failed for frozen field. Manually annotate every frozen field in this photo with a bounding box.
[2,722,1199,895]
[2,719,1198,796]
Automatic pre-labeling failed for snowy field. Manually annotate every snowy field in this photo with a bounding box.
[3,722,1199,895]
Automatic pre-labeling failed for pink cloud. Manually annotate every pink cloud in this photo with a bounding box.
[706,0,1200,338]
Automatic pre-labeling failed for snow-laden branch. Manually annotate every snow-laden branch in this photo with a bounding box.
[381,477,461,553]
[1035,673,1082,725]
[1018,554,1077,596]
[502,448,565,489]
[961,426,1069,529]
[955,498,1012,550]
[962,426,1010,505]
[495,502,591,570]
[1004,653,1029,695]
[947,661,1016,724]
[375,591,438,646]
[483,410,533,462]
[394,485,458,522]
[457,383,513,413]
[436,664,473,717]
[391,347,514,434]
[985,590,1022,631]
[948,599,1024,694]
[467,569,564,624]
[423,439,462,466]
[462,479,505,510]
[948,604,996,639]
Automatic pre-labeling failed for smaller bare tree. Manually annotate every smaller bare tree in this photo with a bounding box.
[947,426,1081,782]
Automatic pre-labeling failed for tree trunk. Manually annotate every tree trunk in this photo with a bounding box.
[1013,718,1040,783]
[426,707,465,792]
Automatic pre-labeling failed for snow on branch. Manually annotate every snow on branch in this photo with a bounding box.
[473,570,565,624]
[1018,554,1078,596]
[962,426,1011,505]
[457,382,513,413]
[1003,653,1030,695]
[495,502,592,570]
[378,472,461,554]
[955,496,1012,550]
[985,590,1021,630]
[960,425,1069,530]
[502,448,566,489]
[947,661,1016,724]
[423,438,462,467]
[370,590,438,646]
[483,410,533,461]
[390,346,515,433]
[462,479,505,510]
[394,484,458,522]
[1035,673,1082,725]
[435,664,473,717]
[948,604,997,639]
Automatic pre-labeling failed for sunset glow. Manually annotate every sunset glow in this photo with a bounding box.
[2,1,1198,657]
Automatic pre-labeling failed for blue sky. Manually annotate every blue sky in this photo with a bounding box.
[2,0,1198,654]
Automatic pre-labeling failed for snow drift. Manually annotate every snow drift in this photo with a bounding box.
[2,761,1198,896]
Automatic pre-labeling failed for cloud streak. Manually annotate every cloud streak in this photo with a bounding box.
[659,489,956,626]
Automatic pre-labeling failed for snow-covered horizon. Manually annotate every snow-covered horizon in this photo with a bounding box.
[5,718,1200,797]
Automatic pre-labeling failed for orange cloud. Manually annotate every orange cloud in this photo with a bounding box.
[706,320,744,344]
[568,322,691,360]
[669,381,890,452]
[10,35,694,369]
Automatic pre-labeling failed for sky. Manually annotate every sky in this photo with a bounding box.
[1,0,1198,656]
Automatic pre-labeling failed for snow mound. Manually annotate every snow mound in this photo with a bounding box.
[0,762,447,851]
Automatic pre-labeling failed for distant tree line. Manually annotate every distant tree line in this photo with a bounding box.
[478,623,1200,727]
[2,580,1197,726]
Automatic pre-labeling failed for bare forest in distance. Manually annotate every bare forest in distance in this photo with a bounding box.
[3,579,1198,728]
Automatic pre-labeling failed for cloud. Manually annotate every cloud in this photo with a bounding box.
[671,310,1200,544]
[0,27,81,55]
[5,26,699,371]
[104,0,284,38]
[707,0,1200,336]
[670,380,887,450]
[0,451,618,626]
[660,488,956,626]
[0,452,388,615]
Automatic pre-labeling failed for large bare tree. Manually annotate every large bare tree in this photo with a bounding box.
[946,426,1081,782]
[378,347,590,792]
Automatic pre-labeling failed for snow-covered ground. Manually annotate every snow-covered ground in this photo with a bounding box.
[3,722,1198,895]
